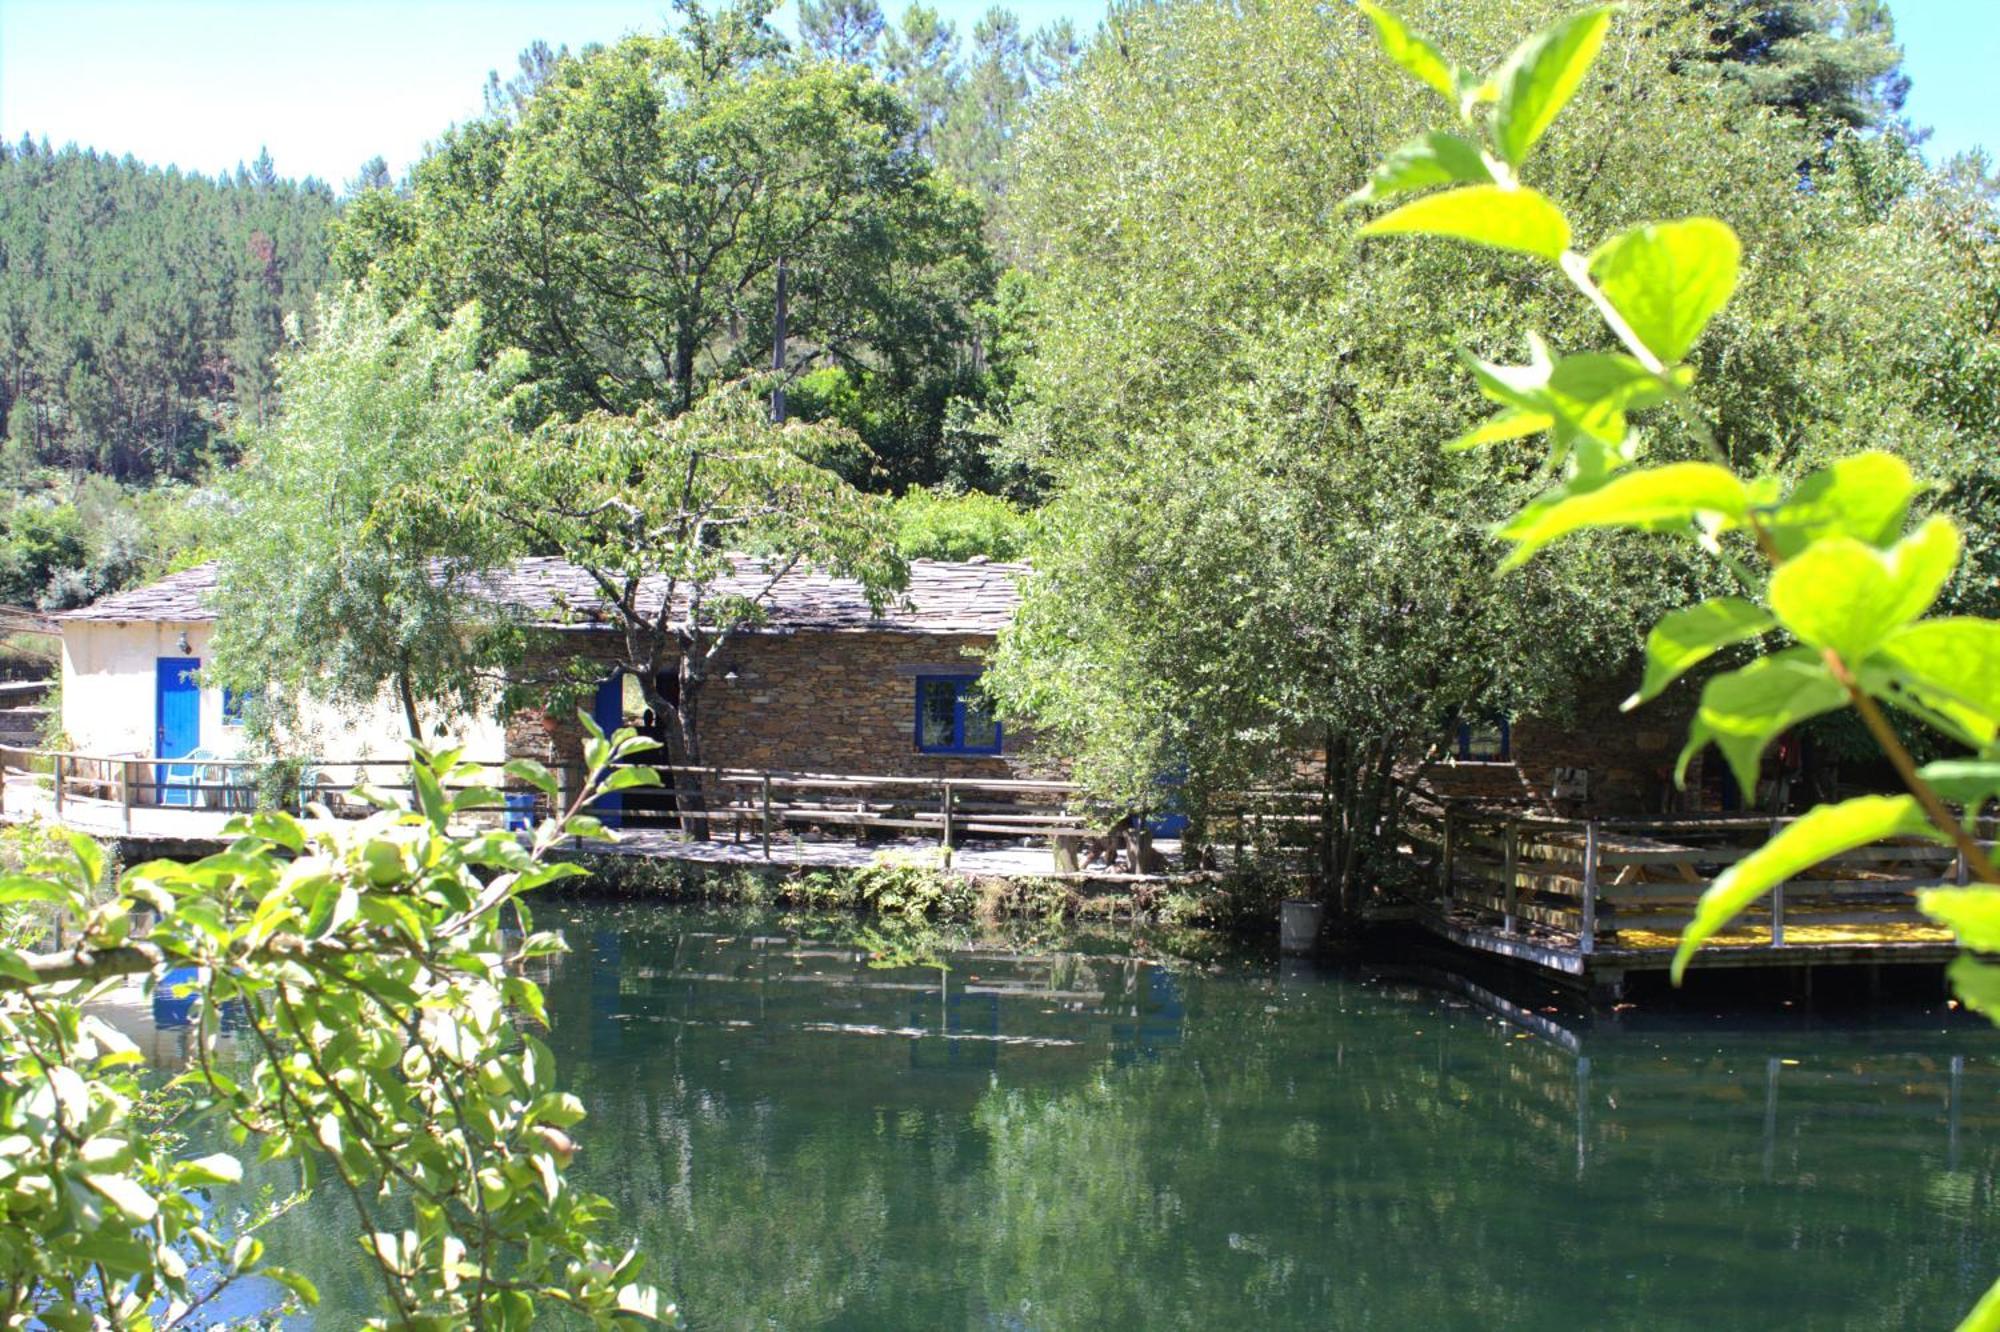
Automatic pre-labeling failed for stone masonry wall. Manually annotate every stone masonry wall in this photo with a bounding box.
[503,630,1054,781]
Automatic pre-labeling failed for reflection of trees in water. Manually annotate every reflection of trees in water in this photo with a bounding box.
[147,903,2000,1328]
[963,978,2000,1330]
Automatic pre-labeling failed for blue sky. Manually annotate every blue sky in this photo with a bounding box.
[0,0,1992,187]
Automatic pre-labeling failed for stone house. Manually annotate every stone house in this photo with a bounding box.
[53,556,1040,795]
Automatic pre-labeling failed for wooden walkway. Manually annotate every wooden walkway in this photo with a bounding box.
[1402,802,1989,996]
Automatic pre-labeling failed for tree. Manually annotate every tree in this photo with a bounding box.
[483,38,570,118]
[0,140,334,482]
[441,379,905,834]
[211,293,525,745]
[334,0,993,456]
[800,0,886,64]
[1701,0,1908,131]
[0,743,674,1327]
[879,3,960,156]
[983,0,1991,900]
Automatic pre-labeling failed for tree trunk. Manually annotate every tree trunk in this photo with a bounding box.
[672,655,709,840]
[396,667,422,743]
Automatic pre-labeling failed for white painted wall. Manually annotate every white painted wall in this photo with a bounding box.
[59,619,508,783]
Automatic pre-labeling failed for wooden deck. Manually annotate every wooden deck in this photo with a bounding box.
[1403,802,1991,995]
[0,765,1185,884]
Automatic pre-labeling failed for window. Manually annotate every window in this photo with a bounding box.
[1456,716,1510,762]
[915,675,1001,755]
[222,686,256,727]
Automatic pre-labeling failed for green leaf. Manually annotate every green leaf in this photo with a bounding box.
[1355,2,1460,103]
[1447,407,1555,452]
[1945,955,2000,1023]
[1920,888,2000,953]
[1693,648,1850,797]
[0,873,76,906]
[1490,5,1616,165]
[1624,596,1775,709]
[83,1172,161,1223]
[1873,618,2000,736]
[64,832,105,891]
[598,766,663,794]
[503,758,559,801]
[1498,462,1749,568]
[1917,760,2000,813]
[1346,131,1493,205]
[1544,352,1673,443]
[1768,517,1960,664]
[1360,184,1571,261]
[1588,218,1741,363]
[1672,794,1937,981]
[1763,451,1918,558]
[173,1152,244,1187]
[412,763,449,831]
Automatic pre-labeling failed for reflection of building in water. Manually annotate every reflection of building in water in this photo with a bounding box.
[536,914,1191,1103]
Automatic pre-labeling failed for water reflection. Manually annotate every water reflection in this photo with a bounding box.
[107,903,2000,1329]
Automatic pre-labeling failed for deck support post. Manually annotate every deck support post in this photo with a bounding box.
[52,754,64,820]
[760,774,773,860]
[1769,817,1786,946]
[1440,806,1456,906]
[1957,845,1972,886]
[121,760,134,833]
[941,781,955,861]
[1502,820,1519,936]
[1579,820,1598,956]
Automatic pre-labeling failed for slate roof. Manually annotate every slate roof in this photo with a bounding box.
[59,556,1025,637]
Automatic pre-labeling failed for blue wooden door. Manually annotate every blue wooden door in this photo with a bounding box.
[156,656,201,806]
[592,673,623,828]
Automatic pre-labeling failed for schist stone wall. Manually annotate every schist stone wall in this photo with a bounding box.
[1419,680,1704,816]
[504,630,1052,780]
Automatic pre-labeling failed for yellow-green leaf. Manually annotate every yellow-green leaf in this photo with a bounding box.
[1447,407,1555,452]
[1920,888,2000,953]
[1673,795,1938,981]
[1625,596,1774,709]
[1873,617,2000,737]
[1764,451,1920,557]
[1498,462,1749,568]
[1491,5,1617,165]
[1355,2,1460,103]
[1347,131,1493,205]
[1588,218,1741,363]
[1693,648,1849,797]
[1361,184,1571,261]
[1768,517,1961,665]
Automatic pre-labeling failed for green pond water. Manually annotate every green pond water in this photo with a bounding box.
[135,900,2000,1329]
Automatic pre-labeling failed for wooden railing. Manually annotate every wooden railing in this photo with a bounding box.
[0,744,1314,868]
[1404,800,1998,956]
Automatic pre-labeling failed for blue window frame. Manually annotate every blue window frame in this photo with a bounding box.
[222,686,255,727]
[1456,716,1511,762]
[915,675,1001,755]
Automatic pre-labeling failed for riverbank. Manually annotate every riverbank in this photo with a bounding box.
[554,841,1301,938]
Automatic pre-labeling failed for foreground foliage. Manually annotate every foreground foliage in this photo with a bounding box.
[0,730,672,1329]
[1352,2,1996,1320]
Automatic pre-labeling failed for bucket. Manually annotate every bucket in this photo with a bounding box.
[1280,898,1325,954]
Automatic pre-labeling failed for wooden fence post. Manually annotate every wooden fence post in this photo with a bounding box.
[941,781,955,856]
[52,754,64,819]
[1502,819,1519,936]
[761,773,773,860]
[121,760,134,833]
[1770,816,1786,946]
[1579,820,1599,956]
[1440,807,1457,904]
